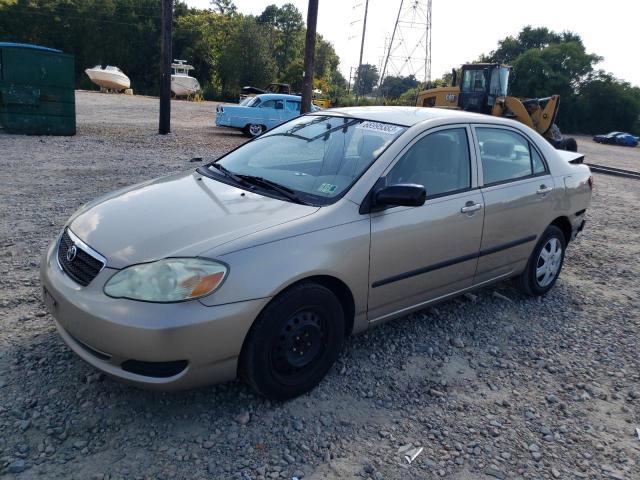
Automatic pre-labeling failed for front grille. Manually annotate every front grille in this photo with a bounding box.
[57,229,105,286]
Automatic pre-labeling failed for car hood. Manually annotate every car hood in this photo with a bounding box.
[68,170,319,269]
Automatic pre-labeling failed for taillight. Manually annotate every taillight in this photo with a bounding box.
[588,175,594,190]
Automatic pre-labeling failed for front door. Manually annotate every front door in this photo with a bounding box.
[259,99,285,128]
[368,126,484,323]
[472,125,555,284]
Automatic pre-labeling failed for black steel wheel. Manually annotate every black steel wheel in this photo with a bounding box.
[240,282,345,400]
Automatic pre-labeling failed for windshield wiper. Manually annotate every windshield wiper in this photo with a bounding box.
[209,162,246,184]
[236,174,306,204]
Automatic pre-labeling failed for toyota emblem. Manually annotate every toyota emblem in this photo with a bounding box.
[66,245,77,262]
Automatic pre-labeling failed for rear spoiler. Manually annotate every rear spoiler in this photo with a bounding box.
[556,150,585,164]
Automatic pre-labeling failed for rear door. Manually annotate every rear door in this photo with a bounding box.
[368,126,484,322]
[472,125,554,284]
[284,99,301,121]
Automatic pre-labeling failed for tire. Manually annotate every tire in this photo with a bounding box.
[560,137,578,152]
[240,282,345,400]
[515,225,566,296]
[246,124,265,137]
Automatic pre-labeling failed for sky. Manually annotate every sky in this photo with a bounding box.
[186,0,639,87]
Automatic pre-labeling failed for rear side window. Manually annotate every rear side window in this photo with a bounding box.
[477,128,546,185]
[387,128,471,198]
[285,101,300,112]
[260,99,283,109]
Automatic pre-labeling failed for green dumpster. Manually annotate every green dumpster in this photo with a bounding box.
[0,42,76,135]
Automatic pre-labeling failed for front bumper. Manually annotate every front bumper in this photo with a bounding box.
[40,239,270,390]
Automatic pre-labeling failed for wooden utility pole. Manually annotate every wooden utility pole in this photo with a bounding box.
[159,0,172,134]
[355,0,369,103]
[300,0,319,114]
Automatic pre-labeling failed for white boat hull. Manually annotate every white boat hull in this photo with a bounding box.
[171,75,201,96]
[85,68,130,91]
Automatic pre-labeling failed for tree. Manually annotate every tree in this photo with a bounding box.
[575,72,640,134]
[174,10,232,97]
[217,15,276,99]
[380,75,418,99]
[354,64,379,96]
[479,25,639,134]
[510,41,600,98]
[314,35,339,80]
[211,0,236,15]
[257,3,304,73]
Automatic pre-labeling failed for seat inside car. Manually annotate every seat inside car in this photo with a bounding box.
[392,133,466,196]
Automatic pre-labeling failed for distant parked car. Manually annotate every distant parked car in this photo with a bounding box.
[215,93,318,137]
[593,131,639,147]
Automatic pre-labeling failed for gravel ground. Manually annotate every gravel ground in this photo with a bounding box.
[571,135,639,171]
[0,91,639,480]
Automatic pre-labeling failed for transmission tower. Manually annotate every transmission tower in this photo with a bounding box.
[379,0,432,89]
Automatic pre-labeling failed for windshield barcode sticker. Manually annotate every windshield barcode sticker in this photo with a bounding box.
[356,121,402,135]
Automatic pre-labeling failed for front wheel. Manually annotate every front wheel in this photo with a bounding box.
[515,225,566,296]
[240,283,345,400]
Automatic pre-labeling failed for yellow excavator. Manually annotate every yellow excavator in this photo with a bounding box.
[416,63,577,151]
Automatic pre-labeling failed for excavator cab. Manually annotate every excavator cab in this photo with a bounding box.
[457,64,510,113]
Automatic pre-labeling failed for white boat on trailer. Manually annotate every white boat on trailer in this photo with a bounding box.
[171,60,201,97]
[85,65,130,91]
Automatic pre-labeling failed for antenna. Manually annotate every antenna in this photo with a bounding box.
[379,0,432,90]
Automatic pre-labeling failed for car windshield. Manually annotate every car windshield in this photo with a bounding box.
[209,115,406,205]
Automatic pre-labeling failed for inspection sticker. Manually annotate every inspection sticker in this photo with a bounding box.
[317,183,338,194]
[356,121,403,135]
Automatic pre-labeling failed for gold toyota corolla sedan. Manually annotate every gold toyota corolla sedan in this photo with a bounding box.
[41,107,592,399]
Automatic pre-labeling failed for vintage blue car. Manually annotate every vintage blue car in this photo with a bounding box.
[215,93,319,137]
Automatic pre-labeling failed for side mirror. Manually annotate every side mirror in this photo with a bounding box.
[374,184,426,207]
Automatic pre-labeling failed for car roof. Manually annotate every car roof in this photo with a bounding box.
[321,106,520,128]
[255,93,301,101]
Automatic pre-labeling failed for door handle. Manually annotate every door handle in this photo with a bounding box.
[461,202,482,213]
[537,185,553,195]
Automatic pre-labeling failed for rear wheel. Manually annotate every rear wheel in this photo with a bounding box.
[245,124,265,137]
[515,225,566,296]
[240,283,345,400]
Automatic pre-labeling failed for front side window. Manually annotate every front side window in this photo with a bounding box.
[477,128,546,185]
[387,128,471,198]
[461,69,486,93]
[210,115,406,205]
[489,67,509,97]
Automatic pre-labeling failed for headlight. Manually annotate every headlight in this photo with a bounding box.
[104,258,228,302]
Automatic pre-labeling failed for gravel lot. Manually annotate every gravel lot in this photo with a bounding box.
[0,91,639,480]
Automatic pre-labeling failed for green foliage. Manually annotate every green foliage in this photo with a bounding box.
[257,3,303,74]
[0,0,344,101]
[480,26,639,134]
[354,64,379,96]
[379,75,418,99]
[217,15,276,99]
[397,86,420,106]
